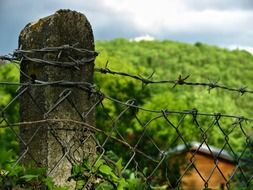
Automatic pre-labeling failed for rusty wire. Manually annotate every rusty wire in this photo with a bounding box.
[95,65,251,95]
[0,46,253,189]
[1,49,253,96]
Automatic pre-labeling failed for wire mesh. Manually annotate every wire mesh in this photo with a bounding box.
[0,46,253,190]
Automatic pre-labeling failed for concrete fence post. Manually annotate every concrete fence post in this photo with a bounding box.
[18,9,96,188]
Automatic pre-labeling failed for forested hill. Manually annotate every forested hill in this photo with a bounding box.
[94,39,253,151]
[0,38,253,153]
[1,39,253,188]
[95,38,253,117]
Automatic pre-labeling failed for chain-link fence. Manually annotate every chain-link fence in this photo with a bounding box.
[0,44,253,190]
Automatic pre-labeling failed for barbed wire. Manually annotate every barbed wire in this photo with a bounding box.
[0,46,253,189]
[0,46,252,128]
[0,73,251,123]
[1,51,252,96]
[0,43,98,70]
[95,63,251,95]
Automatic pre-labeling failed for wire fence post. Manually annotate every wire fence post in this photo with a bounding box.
[18,9,96,188]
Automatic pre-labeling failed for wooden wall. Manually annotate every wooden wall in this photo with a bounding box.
[169,151,235,190]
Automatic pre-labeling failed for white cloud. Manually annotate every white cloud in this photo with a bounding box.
[103,0,187,33]
[102,0,253,34]
[184,0,253,11]
[243,47,253,54]
[98,0,253,50]
[227,45,253,55]
[0,0,253,53]
[130,34,155,42]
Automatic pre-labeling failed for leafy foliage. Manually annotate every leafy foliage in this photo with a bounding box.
[1,39,253,189]
[95,39,253,152]
[69,156,147,190]
[0,164,68,190]
[0,63,20,173]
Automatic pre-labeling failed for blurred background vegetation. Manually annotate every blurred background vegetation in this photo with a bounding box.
[1,39,253,188]
[95,39,253,152]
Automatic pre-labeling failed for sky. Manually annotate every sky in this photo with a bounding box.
[0,0,253,54]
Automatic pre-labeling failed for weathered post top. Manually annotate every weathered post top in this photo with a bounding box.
[20,9,94,50]
[19,9,96,189]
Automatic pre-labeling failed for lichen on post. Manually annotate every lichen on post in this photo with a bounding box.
[18,9,97,188]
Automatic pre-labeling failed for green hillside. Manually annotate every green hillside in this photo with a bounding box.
[1,38,253,188]
[95,39,253,115]
[1,38,253,153]
[94,39,253,152]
